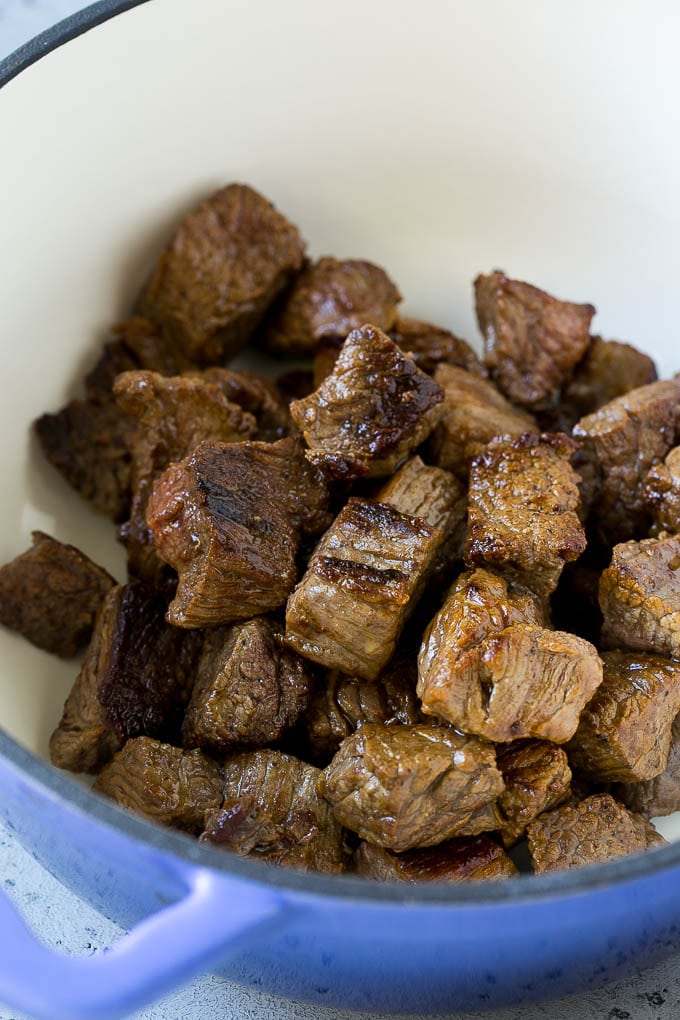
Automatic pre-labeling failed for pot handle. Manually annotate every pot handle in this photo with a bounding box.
[0,867,285,1020]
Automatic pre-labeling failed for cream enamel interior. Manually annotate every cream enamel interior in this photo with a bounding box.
[1,0,680,842]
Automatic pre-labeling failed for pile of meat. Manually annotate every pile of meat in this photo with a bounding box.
[4,182,680,884]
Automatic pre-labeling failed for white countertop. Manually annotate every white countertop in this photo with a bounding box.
[2,3,680,1018]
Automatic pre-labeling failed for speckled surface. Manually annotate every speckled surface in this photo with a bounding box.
[2,3,680,1018]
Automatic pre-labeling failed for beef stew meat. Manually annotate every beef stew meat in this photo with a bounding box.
[465,433,586,603]
[285,498,441,681]
[474,271,595,410]
[102,317,192,380]
[599,533,680,659]
[94,737,223,835]
[263,256,401,356]
[567,652,680,783]
[496,741,572,849]
[389,317,487,378]
[114,369,257,582]
[183,617,313,754]
[320,723,503,852]
[290,324,445,481]
[137,184,306,365]
[418,568,602,743]
[146,437,328,629]
[427,364,537,480]
[200,368,292,441]
[0,531,115,658]
[49,582,200,773]
[615,714,680,818]
[354,834,518,883]
[645,446,680,535]
[304,656,422,762]
[527,794,667,873]
[573,379,680,544]
[200,749,346,873]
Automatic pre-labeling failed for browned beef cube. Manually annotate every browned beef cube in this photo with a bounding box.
[427,364,537,479]
[115,369,257,581]
[527,794,666,873]
[418,568,602,743]
[465,433,586,602]
[290,325,445,481]
[375,454,467,546]
[35,394,135,522]
[200,368,292,441]
[200,750,346,873]
[645,447,680,535]
[94,737,223,834]
[496,741,572,848]
[573,379,680,543]
[264,257,401,356]
[567,652,680,783]
[354,834,518,883]
[599,534,680,658]
[389,317,487,377]
[320,723,503,851]
[475,271,594,409]
[304,656,422,761]
[137,184,306,364]
[0,532,115,658]
[286,498,440,680]
[147,437,328,628]
[49,583,200,773]
[85,319,192,394]
[183,618,312,753]
[540,336,658,432]
[615,714,680,817]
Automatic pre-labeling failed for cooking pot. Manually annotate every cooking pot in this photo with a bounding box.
[2,2,680,1017]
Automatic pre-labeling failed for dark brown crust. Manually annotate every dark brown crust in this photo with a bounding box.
[0,531,115,658]
[94,736,223,834]
[285,498,441,680]
[527,793,666,872]
[320,723,504,851]
[137,184,306,364]
[354,835,518,882]
[496,741,572,848]
[645,446,680,535]
[290,324,445,480]
[465,433,586,601]
[389,317,487,377]
[264,257,401,356]
[615,714,680,817]
[475,271,594,409]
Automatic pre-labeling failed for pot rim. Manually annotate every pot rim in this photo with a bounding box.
[2,0,679,910]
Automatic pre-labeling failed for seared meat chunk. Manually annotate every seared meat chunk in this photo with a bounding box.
[147,437,328,628]
[355,834,518,883]
[115,369,257,581]
[573,379,680,543]
[137,183,306,364]
[390,317,487,378]
[290,325,445,480]
[0,531,114,658]
[496,741,572,848]
[90,317,192,385]
[200,367,292,441]
[304,656,422,760]
[427,364,537,479]
[286,498,440,680]
[418,568,602,742]
[567,652,680,783]
[375,455,467,557]
[465,433,586,602]
[475,271,594,409]
[320,723,503,851]
[94,737,223,834]
[645,447,680,535]
[49,582,200,773]
[599,534,680,658]
[527,794,666,873]
[615,714,680,817]
[264,257,401,356]
[200,750,346,873]
[35,392,135,522]
[541,336,657,432]
[183,618,312,753]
